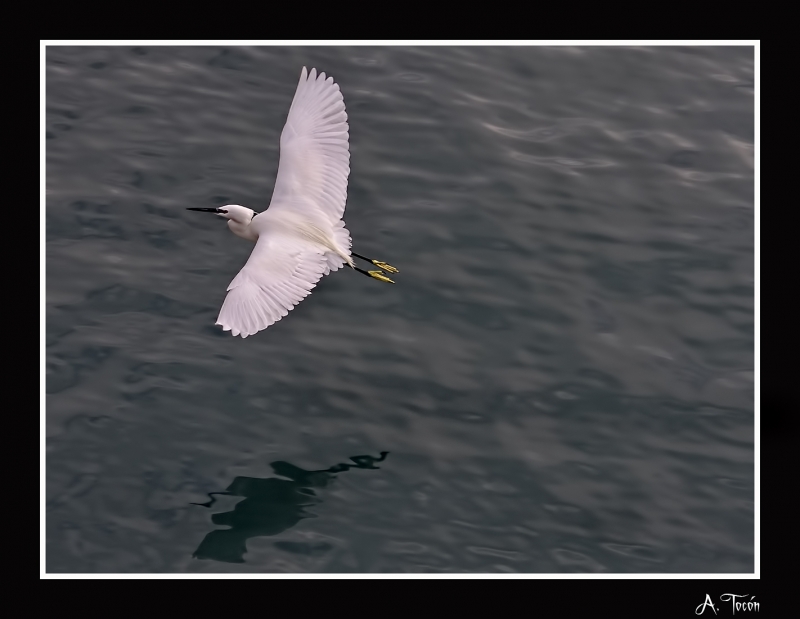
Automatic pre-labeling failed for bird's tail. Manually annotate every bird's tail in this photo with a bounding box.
[333,220,354,268]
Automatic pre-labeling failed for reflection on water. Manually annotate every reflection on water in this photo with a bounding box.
[192,452,389,563]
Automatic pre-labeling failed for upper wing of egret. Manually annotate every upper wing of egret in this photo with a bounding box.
[267,67,350,225]
[216,230,328,338]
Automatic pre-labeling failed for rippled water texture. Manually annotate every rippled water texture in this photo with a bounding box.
[45,46,755,573]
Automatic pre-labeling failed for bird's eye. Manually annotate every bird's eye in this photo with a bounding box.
[221,209,228,214]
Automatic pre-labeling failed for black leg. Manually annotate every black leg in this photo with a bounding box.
[353,265,395,284]
[351,251,399,274]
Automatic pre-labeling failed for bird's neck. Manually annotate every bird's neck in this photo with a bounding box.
[228,220,258,242]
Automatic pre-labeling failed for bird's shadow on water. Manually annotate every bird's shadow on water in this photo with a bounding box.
[191,451,389,563]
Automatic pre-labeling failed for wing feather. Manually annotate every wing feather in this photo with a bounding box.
[268,67,350,225]
[216,231,328,337]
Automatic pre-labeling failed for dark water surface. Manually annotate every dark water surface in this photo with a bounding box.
[45,46,755,573]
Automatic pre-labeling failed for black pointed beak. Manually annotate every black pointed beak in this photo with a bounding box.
[186,207,222,213]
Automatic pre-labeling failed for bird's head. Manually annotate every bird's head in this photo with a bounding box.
[186,204,256,224]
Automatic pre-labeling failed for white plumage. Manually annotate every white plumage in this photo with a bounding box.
[187,67,397,338]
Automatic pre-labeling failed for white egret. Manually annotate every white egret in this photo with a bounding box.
[187,67,398,338]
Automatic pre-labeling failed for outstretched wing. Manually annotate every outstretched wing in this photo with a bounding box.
[268,67,350,225]
[216,230,328,338]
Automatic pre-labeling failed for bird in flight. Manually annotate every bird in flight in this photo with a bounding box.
[187,67,398,338]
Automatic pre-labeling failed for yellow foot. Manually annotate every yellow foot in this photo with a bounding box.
[372,260,399,274]
[368,270,395,284]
